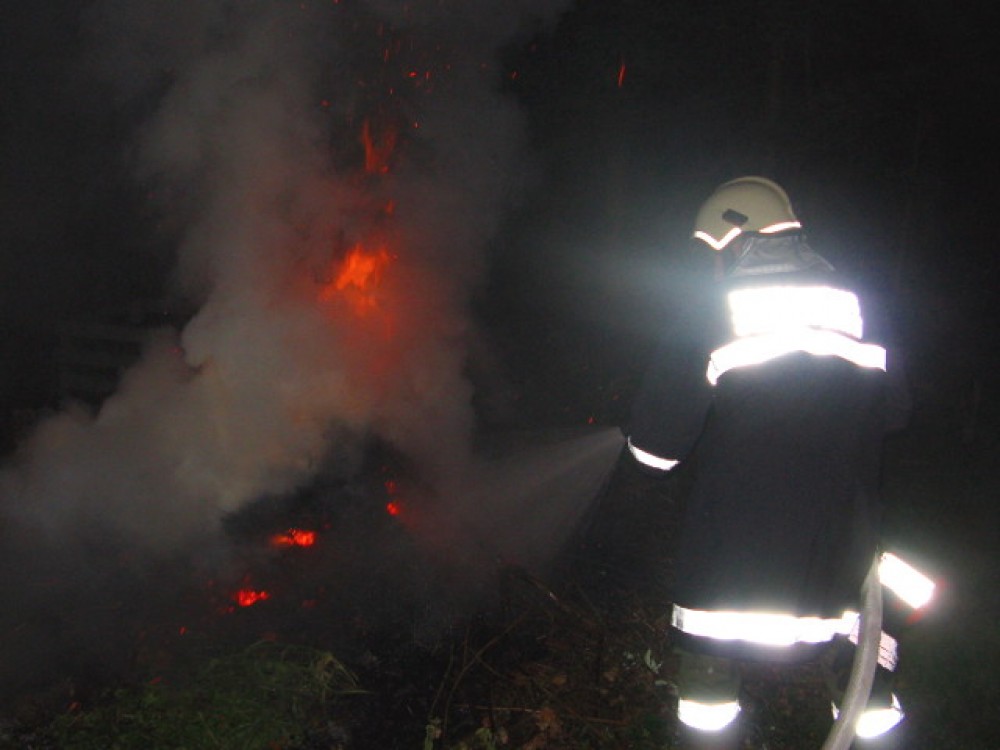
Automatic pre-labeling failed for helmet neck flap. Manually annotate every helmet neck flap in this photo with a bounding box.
[727,234,835,278]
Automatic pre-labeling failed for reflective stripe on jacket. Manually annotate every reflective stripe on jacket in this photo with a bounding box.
[708,284,887,385]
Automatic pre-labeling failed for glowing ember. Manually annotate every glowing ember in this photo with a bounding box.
[270,528,317,548]
[386,501,401,516]
[335,245,391,293]
[235,588,271,607]
[320,243,393,318]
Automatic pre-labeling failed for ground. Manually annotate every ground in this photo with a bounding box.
[0,312,998,750]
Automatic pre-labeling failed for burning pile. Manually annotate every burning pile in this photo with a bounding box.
[0,0,589,712]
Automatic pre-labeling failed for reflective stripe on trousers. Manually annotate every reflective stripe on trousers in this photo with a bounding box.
[678,699,741,732]
[832,693,904,739]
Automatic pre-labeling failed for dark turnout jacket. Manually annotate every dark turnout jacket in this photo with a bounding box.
[628,236,910,645]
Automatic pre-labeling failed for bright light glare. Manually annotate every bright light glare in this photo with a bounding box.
[879,552,935,609]
[677,699,741,731]
[672,606,858,646]
[694,227,742,251]
[759,220,803,234]
[727,286,864,339]
[627,439,679,471]
[707,330,887,385]
[832,694,904,739]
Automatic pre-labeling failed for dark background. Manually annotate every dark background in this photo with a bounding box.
[487,0,999,434]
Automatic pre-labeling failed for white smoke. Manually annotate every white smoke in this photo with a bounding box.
[1,0,574,551]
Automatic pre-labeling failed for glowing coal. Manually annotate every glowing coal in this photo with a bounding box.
[235,588,271,608]
[269,528,317,548]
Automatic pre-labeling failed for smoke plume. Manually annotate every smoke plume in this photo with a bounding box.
[2,0,574,552]
[0,0,634,703]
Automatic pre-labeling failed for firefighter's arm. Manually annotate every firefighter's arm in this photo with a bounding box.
[626,437,680,473]
[624,265,720,474]
[625,336,714,474]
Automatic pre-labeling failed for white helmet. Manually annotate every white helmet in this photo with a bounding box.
[692,176,802,251]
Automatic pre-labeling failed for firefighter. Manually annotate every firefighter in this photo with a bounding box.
[626,177,915,747]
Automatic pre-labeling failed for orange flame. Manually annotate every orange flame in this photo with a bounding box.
[270,528,317,548]
[235,588,271,607]
[320,243,393,317]
[335,245,391,293]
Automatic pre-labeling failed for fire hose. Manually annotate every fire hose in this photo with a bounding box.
[819,554,883,750]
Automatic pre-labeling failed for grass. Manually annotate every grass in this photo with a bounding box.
[33,641,364,750]
[4,378,997,749]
